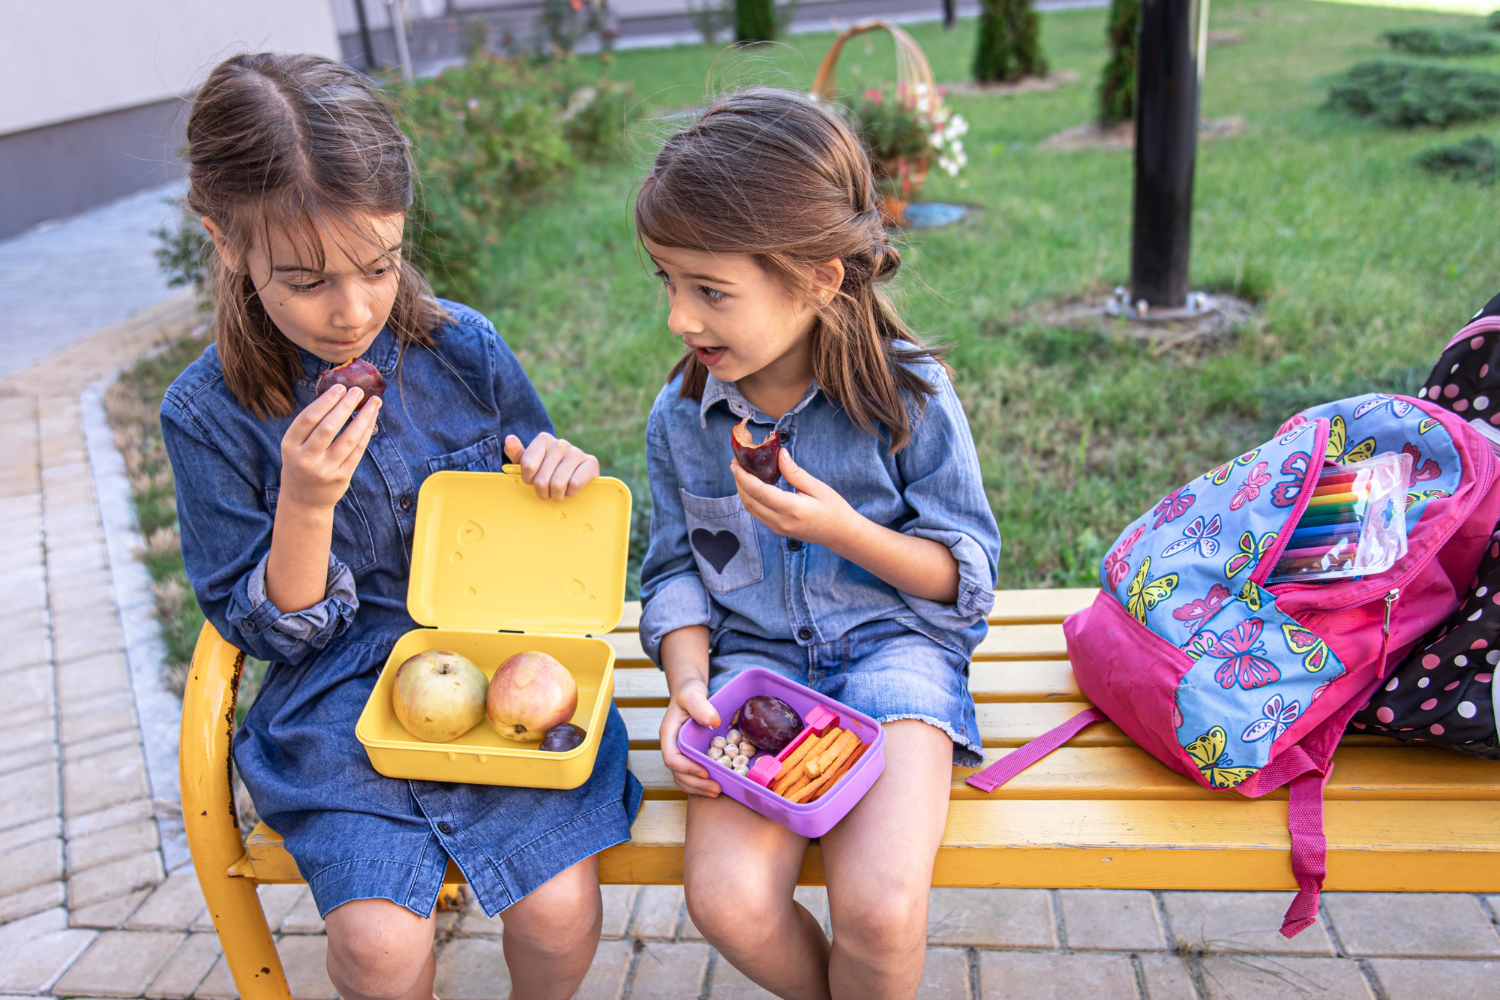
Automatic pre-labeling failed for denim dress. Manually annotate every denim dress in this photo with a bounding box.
[639,359,1002,765]
[161,301,642,919]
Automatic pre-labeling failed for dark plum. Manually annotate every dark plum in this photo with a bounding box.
[738,696,802,754]
[731,417,782,485]
[316,358,386,405]
[539,723,587,752]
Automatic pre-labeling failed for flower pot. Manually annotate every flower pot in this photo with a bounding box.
[876,156,932,226]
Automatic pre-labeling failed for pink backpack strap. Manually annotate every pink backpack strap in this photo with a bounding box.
[965,708,1106,792]
[1280,766,1331,938]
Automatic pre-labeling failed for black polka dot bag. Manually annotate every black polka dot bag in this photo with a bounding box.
[1352,303,1500,756]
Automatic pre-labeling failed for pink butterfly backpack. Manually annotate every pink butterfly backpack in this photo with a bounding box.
[966,392,1500,936]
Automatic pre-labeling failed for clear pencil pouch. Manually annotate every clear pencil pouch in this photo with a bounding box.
[1265,452,1412,585]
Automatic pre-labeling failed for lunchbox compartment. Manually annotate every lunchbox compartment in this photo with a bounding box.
[678,667,886,839]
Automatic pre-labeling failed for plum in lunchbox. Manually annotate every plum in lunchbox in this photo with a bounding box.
[355,467,631,789]
[678,668,886,838]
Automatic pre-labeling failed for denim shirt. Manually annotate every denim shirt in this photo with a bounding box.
[638,357,1002,665]
[160,301,553,669]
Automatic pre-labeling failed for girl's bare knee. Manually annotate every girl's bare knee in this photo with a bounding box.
[324,900,434,1000]
[685,863,790,951]
[830,881,929,961]
[501,863,603,956]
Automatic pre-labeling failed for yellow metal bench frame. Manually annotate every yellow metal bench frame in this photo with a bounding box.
[181,589,1500,998]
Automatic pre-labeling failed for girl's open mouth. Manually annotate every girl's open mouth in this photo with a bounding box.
[695,346,726,366]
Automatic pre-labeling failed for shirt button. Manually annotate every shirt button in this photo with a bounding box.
[787,539,803,552]
[798,627,813,641]
[438,821,453,835]
[400,495,413,511]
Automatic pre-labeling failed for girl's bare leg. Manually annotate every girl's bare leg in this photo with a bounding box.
[499,856,604,1000]
[684,793,832,1000]
[820,720,953,1000]
[324,898,437,1000]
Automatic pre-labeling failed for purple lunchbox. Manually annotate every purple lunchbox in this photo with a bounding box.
[677,667,886,838]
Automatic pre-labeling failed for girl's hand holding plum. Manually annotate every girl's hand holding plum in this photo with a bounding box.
[731,447,857,549]
[504,432,599,501]
[278,382,381,513]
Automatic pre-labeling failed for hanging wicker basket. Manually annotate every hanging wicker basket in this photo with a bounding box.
[812,20,940,226]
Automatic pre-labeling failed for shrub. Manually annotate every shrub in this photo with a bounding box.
[973,0,1047,84]
[1098,0,1139,127]
[686,0,733,45]
[1489,11,1500,32]
[400,55,634,301]
[1383,28,1497,57]
[1415,135,1498,184]
[1328,61,1500,127]
[736,0,776,43]
[153,202,211,308]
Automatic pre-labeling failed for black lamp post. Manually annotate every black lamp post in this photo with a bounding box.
[1128,0,1205,310]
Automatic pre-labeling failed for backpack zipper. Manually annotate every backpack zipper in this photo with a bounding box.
[1382,588,1400,635]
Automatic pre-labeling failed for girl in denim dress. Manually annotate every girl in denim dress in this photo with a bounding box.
[160,54,641,1000]
[637,89,1002,1000]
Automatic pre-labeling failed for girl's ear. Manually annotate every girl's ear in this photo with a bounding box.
[811,258,845,305]
[200,216,242,272]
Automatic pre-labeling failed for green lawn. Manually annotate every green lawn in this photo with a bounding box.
[465,0,1500,589]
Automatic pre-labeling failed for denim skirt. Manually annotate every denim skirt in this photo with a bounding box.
[708,617,983,766]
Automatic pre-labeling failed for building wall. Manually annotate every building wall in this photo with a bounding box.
[0,0,341,238]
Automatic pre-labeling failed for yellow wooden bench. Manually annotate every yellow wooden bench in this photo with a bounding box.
[181,588,1500,998]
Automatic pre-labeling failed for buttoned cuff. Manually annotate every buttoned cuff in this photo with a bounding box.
[235,551,359,661]
[900,527,996,628]
[639,573,714,668]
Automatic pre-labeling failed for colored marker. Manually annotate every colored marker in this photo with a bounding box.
[1313,471,1361,488]
[1280,543,1357,561]
[1288,529,1361,548]
[1308,492,1361,507]
[1297,509,1360,526]
[1304,500,1360,515]
[1312,482,1367,498]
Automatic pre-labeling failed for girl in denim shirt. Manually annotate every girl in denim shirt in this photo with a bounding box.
[638,89,1002,1000]
[160,54,640,1000]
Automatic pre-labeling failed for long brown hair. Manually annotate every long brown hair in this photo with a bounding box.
[634,87,948,452]
[184,52,448,418]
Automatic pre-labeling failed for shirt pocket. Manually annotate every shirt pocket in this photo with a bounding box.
[427,434,503,475]
[265,486,378,575]
[679,489,764,595]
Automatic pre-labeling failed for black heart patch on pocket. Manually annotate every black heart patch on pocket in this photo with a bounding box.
[690,528,741,574]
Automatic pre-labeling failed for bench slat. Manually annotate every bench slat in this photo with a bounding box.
[240,797,1500,892]
[617,703,1401,749]
[612,660,1083,707]
[603,623,1072,667]
[610,588,1098,631]
[626,746,1500,801]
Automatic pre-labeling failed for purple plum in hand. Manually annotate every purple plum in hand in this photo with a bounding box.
[731,417,782,485]
[316,358,385,405]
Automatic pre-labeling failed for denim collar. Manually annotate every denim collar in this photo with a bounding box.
[296,325,400,388]
[698,373,823,428]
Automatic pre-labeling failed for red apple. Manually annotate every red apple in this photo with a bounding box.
[391,649,487,742]
[487,651,578,743]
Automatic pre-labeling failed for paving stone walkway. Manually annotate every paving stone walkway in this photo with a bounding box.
[3,216,1500,1000]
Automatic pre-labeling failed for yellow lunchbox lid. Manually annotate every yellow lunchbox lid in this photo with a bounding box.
[408,467,631,636]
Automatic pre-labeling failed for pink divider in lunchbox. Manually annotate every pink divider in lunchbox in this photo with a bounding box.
[677,667,886,839]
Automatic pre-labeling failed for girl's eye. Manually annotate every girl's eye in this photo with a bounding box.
[701,286,726,303]
[653,269,672,286]
[287,278,323,292]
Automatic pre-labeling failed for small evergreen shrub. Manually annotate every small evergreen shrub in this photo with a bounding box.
[1328,61,1500,127]
[735,0,776,43]
[1383,28,1497,57]
[973,0,1047,84]
[1489,11,1500,32]
[1098,0,1139,127]
[1415,135,1498,184]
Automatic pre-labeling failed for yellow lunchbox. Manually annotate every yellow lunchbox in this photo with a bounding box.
[355,466,631,789]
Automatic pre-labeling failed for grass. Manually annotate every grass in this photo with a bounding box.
[117,0,1500,681]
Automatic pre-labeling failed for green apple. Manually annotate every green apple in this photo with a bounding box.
[391,649,487,742]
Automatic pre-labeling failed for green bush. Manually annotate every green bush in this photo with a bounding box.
[1383,28,1497,57]
[1416,135,1498,184]
[735,0,776,43]
[1098,0,1138,127]
[401,55,634,301]
[153,201,211,307]
[973,0,1047,84]
[1489,11,1500,32]
[1328,61,1500,127]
